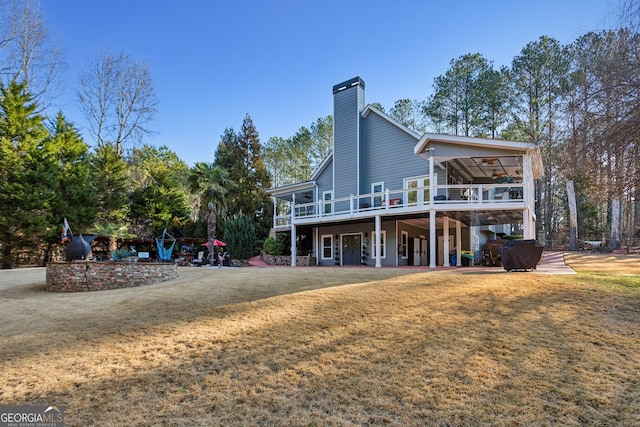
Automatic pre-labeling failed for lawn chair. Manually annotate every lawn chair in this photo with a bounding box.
[192,251,205,266]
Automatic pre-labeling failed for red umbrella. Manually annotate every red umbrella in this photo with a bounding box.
[202,239,226,247]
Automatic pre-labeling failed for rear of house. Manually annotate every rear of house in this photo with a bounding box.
[268,77,543,267]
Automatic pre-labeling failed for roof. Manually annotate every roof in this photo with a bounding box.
[414,133,544,179]
[362,105,422,140]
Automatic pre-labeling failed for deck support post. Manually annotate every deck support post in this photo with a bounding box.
[375,215,382,268]
[429,209,436,268]
[443,216,450,267]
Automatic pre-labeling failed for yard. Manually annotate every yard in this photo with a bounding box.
[1,255,639,426]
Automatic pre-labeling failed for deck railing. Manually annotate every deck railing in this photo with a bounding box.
[275,183,524,228]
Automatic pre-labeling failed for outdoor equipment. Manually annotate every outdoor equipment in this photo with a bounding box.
[66,235,96,261]
[498,239,543,271]
[155,229,176,261]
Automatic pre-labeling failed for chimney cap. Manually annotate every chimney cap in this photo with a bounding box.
[332,76,365,94]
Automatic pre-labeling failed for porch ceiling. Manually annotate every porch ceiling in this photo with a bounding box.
[400,209,523,228]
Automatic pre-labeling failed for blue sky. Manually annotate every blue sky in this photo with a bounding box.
[43,0,617,166]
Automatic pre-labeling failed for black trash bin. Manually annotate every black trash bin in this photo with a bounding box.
[498,239,543,271]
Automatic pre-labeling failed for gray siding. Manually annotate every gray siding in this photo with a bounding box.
[333,83,365,199]
[360,113,428,194]
[315,157,333,196]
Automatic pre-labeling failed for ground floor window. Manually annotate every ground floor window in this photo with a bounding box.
[321,234,333,259]
[371,230,386,258]
[400,231,408,259]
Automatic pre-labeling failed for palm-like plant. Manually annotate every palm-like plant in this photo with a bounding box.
[90,223,137,253]
[188,162,230,262]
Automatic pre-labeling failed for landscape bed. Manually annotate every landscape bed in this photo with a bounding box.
[0,254,639,426]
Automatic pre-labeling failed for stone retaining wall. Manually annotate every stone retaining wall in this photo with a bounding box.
[261,254,316,266]
[46,261,178,292]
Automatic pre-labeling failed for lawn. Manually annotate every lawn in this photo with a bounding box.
[0,254,639,426]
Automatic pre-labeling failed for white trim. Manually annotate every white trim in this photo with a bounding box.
[322,190,334,215]
[371,229,386,259]
[320,234,333,260]
[401,231,409,260]
[371,181,384,207]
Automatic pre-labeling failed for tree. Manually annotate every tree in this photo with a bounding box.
[309,115,333,167]
[44,111,97,261]
[477,66,512,138]
[424,53,491,136]
[389,99,426,133]
[188,162,229,263]
[78,49,158,155]
[263,115,334,188]
[564,30,640,248]
[90,142,130,224]
[0,81,53,268]
[0,0,63,108]
[127,144,191,238]
[223,214,256,260]
[214,114,272,239]
[508,36,571,247]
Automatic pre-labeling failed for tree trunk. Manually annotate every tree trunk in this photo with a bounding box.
[566,180,578,251]
[610,198,621,249]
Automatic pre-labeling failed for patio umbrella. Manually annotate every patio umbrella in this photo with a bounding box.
[202,239,226,247]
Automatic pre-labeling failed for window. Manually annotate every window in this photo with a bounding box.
[321,235,333,259]
[322,190,333,214]
[371,182,384,207]
[371,230,386,259]
[404,176,430,206]
[401,231,408,259]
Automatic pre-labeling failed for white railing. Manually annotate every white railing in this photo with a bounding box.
[275,183,524,228]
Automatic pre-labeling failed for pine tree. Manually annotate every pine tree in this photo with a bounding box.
[0,82,54,268]
[215,114,272,239]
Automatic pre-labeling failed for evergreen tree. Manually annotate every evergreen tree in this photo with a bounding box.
[0,81,54,268]
[90,142,130,224]
[223,214,256,260]
[214,114,272,239]
[127,144,191,238]
[45,111,97,261]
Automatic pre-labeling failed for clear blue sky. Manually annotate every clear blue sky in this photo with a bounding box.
[43,0,617,166]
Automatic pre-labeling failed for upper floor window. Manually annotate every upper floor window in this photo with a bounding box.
[322,190,333,214]
[371,182,384,207]
[404,176,431,206]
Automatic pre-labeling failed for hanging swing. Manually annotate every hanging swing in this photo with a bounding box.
[155,228,176,261]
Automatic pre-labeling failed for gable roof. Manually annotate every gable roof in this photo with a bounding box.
[362,105,422,140]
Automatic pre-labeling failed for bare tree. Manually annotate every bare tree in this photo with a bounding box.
[0,0,63,108]
[78,49,158,155]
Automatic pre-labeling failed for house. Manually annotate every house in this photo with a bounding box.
[268,76,543,267]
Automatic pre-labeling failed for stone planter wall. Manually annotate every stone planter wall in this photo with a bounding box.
[261,253,316,266]
[46,261,178,292]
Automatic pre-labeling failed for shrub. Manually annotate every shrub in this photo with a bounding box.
[263,234,287,256]
[223,214,256,260]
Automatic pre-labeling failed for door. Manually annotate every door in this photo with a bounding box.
[342,235,361,265]
[413,238,422,266]
[420,238,428,266]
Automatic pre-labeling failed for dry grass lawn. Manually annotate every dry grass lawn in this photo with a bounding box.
[1,254,639,426]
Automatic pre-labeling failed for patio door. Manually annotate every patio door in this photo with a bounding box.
[342,234,361,265]
[405,176,430,206]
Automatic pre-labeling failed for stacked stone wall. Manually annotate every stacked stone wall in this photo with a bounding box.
[260,254,316,266]
[46,261,178,292]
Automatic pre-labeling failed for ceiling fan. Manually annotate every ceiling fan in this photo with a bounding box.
[491,169,507,179]
[481,158,499,165]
